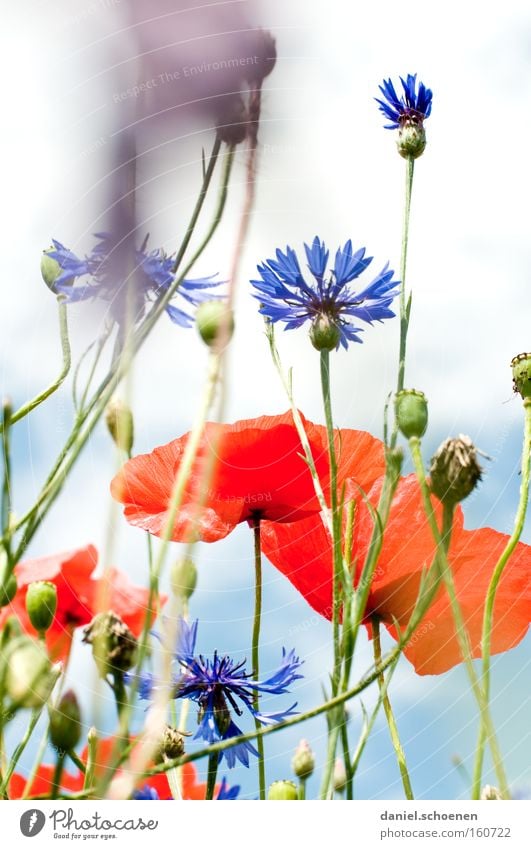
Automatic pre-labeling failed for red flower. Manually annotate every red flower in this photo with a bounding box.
[261,474,531,675]
[9,765,83,799]
[111,411,385,543]
[0,546,162,661]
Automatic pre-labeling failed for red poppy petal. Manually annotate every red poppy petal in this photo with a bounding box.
[397,526,531,675]
[9,765,83,799]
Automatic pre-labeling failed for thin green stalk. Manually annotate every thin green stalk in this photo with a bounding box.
[396,156,414,397]
[67,749,86,774]
[20,723,50,800]
[205,752,219,800]
[83,728,98,794]
[340,721,353,800]
[372,616,414,799]
[472,397,531,798]
[0,707,44,797]
[111,673,128,721]
[50,750,66,799]
[1,303,71,432]
[1,400,12,554]
[408,435,510,799]
[172,136,222,273]
[252,517,266,799]
[298,778,307,800]
[318,349,345,798]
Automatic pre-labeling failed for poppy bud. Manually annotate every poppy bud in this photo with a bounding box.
[395,389,428,439]
[397,124,426,159]
[430,435,483,505]
[171,557,197,600]
[333,758,347,793]
[267,780,298,800]
[480,785,502,800]
[105,397,134,455]
[511,353,531,400]
[82,611,138,678]
[244,30,277,84]
[50,690,82,752]
[309,314,341,352]
[155,725,185,762]
[196,301,234,349]
[215,95,248,146]
[291,739,315,779]
[26,581,58,633]
[3,636,55,708]
[40,248,62,291]
[0,573,17,607]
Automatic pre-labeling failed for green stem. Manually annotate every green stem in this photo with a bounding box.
[340,721,353,800]
[2,303,71,432]
[50,750,66,800]
[396,156,414,395]
[67,749,87,775]
[0,707,44,798]
[111,673,128,721]
[205,752,219,800]
[1,400,12,545]
[298,778,307,800]
[372,616,414,799]
[172,136,222,273]
[252,517,266,799]
[472,396,531,798]
[83,728,98,794]
[408,436,510,799]
[319,349,345,798]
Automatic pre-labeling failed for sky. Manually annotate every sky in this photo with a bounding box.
[1,0,531,800]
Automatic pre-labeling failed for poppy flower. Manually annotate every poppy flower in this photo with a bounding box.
[0,546,162,661]
[110,411,386,544]
[261,474,531,675]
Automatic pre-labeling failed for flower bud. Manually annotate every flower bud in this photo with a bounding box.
[82,611,138,678]
[26,581,58,633]
[40,248,62,290]
[309,314,341,352]
[333,758,347,793]
[395,389,428,439]
[480,784,502,800]
[215,95,248,146]
[430,435,482,505]
[171,557,197,600]
[244,30,277,84]
[50,690,82,752]
[155,725,185,763]
[196,301,234,349]
[291,739,315,780]
[3,636,55,708]
[267,780,298,800]
[511,353,531,400]
[397,124,427,159]
[0,573,17,607]
[105,397,134,455]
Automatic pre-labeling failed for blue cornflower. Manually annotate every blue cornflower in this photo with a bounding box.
[47,233,221,328]
[128,619,303,769]
[251,237,399,350]
[132,776,240,800]
[375,73,433,129]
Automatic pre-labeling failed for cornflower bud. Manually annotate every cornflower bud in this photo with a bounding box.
[511,353,531,400]
[397,124,426,159]
[267,780,298,800]
[50,690,82,752]
[430,435,482,505]
[309,314,341,352]
[3,636,55,708]
[395,389,428,439]
[291,739,315,780]
[26,581,58,633]
[171,557,197,600]
[155,726,185,763]
[40,248,62,290]
[196,301,234,349]
[82,611,137,678]
[480,785,502,800]
[105,398,134,455]
[333,758,347,793]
